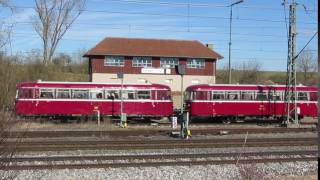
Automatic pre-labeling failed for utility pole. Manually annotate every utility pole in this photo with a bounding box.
[228,0,244,84]
[284,0,298,126]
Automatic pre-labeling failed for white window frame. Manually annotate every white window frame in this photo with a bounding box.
[160,57,179,68]
[132,57,152,67]
[187,58,205,69]
[104,56,124,67]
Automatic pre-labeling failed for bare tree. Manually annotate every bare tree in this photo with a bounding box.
[0,0,14,49]
[236,60,262,84]
[33,0,86,65]
[296,49,317,83]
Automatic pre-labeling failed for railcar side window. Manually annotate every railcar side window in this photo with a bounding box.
[105,90,120,99]
[18,88,34,99]
[226,91,239,100]
[241,91,254,100]
[56,89,71,99]
[256,92,267,101]
[122,91,136,99]
[298,92,308,101]
[40,89,54,99]
[212,91,225,100]
[137,91,150,99]
[90,89,104,99]
[72,89,89,99]
[269,91,281,101]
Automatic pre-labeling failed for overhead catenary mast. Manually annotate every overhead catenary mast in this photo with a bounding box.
[284,0,298,126]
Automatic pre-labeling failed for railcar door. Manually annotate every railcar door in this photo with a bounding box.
[268,90,281,117]
[256,91,268,116]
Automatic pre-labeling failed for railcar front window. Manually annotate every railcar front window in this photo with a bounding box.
[137,91,150,99]
[298,92,308,101]
[56,89,70,99]
[72,89,89,99]
[40,89,54,99]
[18,88,33,99]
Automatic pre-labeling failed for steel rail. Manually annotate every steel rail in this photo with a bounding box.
[2,150,317,162]
[1,138,317,151]
[3,127,316,138]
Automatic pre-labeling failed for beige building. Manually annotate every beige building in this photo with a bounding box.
[84,37,223,108]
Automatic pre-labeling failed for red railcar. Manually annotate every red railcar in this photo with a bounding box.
[15,81,173,118]
[185,84,317,121]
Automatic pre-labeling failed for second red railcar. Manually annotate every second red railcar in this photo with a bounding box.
[185,84,317,121]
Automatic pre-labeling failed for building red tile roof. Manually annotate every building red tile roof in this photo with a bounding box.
[84,37,223,60]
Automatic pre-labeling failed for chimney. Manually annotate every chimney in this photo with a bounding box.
[206,43,214,50]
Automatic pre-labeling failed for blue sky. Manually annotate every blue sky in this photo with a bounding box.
[1,0,318,71]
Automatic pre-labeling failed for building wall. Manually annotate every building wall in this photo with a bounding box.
[91,73,215,108]
[89,56,216,76]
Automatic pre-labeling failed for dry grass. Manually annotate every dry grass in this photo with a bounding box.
[0,110,20,180]
[237,164,266,180]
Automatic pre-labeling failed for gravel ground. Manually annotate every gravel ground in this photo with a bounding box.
[2,161,317,180]
[15,145,317,157]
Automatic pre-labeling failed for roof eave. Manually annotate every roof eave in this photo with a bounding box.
[84,53,222,60]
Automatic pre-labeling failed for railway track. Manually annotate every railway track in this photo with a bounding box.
[2,150,317,170]
[2,137,317,152]
[4,127,316,138]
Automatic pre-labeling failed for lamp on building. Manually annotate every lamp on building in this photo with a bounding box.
[228,0,244,84]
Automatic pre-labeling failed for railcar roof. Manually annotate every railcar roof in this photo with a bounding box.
[16,81,171,90]
[186,84,317,91]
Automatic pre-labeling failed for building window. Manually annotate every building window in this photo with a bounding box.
[132,57,152,67]
[187,58,205,69]
[138,79,147,83]
[165,79,173,84]
[160,57,179,68]
[104,56,124,67]
[191,79,200,84]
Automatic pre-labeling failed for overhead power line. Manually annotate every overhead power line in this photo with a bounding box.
[101,0,317,12]
[10,21,317,32]
[12,6,317,25]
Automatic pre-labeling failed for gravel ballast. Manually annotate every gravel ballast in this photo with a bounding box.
[3,161,317,180]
